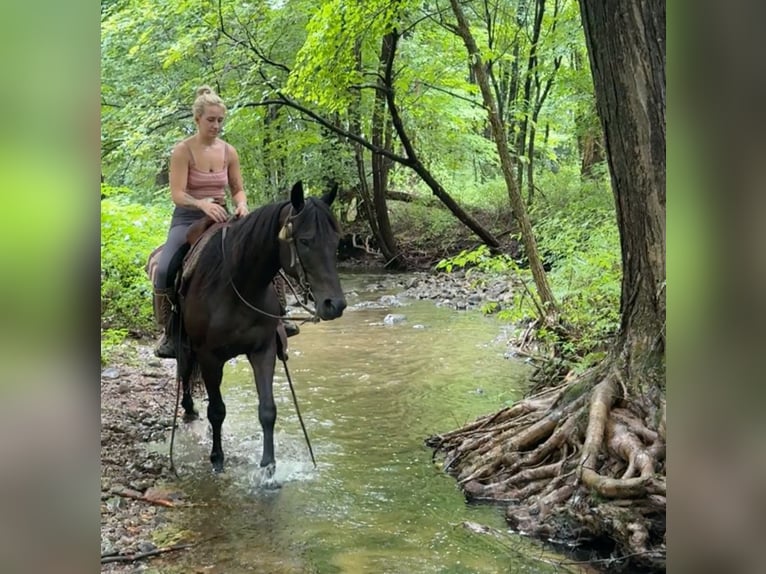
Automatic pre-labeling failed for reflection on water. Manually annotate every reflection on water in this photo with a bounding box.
[154,273,570,573]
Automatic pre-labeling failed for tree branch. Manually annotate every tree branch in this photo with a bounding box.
[101,544,193,564]
[420,81,483,108]
[217,0,291,73]
[240,97,411,166]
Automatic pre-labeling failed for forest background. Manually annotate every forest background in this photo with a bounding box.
[101,0,620,371]
[102,3,672,567]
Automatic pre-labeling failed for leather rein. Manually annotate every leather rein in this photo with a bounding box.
[220,208,319,323]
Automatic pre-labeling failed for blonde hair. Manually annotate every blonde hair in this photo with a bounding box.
[192,85,226,119]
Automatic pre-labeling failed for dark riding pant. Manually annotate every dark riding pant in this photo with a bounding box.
[153,206,208,290]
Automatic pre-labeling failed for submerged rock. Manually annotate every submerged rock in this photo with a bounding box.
[383,313,406,325]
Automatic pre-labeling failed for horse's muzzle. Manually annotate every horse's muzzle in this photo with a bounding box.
[318,297,347,320]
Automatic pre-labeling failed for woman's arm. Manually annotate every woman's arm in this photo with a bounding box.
[226,144,249,217]
[169,142,227,222]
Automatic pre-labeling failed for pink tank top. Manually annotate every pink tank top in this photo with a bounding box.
[184,141,228,203]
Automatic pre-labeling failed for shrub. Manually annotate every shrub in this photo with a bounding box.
[532,169,621,353]
[435,167,621,361]
[101,186,170,336]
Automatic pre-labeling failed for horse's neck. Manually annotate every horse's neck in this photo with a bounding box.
[228,231,281,292]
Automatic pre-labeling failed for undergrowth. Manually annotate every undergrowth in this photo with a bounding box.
[435,166,620,365]
[101,184,169,363]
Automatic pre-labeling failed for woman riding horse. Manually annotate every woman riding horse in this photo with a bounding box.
[152,85,296,358]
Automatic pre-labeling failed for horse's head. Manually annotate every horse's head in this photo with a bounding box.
[279,181,347,320]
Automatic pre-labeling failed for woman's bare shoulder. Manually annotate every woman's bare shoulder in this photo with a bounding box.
[223,141,239,157]
[171,138,195,157]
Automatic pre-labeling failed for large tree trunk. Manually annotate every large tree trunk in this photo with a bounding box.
[581,0,666,405]
[429,1,666,570]
[449,0,558,322]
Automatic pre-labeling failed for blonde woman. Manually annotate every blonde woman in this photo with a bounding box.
[152,85,249,358]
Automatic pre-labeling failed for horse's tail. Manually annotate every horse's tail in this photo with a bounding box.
[173,293,204,388]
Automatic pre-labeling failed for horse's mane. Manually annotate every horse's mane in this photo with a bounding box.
[190,196,339,294]
[192,200,289,293]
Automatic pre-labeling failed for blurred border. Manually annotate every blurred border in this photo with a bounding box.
[670,0,766,572]
[0,0,99,572]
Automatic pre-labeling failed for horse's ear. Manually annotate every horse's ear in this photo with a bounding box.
[321,182,338,206]
[290,181,305,211]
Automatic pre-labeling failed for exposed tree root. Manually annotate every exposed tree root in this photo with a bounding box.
[427,365,666,572]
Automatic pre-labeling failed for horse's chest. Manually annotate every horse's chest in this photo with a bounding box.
[208,319,274,348]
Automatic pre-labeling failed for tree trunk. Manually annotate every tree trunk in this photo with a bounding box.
[349,40,383,256]
[429,1,666,569]
[580,0,666,407]
[449,0,558,321]
[263,104,284,193]
[579,130,605,178]
[573,50,606,179]
[515,0,545,194]
[371,33,400,267]
[527,0,562,204]
[381,32,502,251]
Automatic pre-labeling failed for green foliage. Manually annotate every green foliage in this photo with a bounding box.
[433,166,621,360]
[100,0,621,368]
[532,167,621,354]
[101,187,170,334]
[101,328,129,366]
[389,202,459,244]
[436,244,514,275]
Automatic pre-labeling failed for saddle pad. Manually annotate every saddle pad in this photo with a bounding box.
[182,221,227,283]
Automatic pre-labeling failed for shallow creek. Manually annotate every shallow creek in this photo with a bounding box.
[154,273,573,573]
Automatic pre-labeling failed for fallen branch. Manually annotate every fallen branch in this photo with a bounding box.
[111,486,175,508]
[100,543,193,564]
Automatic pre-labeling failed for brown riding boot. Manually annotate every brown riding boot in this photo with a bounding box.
[153,288,176,358]
[282,318,300,338]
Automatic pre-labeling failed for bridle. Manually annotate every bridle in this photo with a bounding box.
[220,207,319,323]
[277,207,310,294]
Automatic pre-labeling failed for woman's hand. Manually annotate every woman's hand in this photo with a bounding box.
[199,199,229,223]
[234,202,249,218]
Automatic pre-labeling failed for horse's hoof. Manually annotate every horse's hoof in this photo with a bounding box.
[260,463,279,488]
[183,410,199,423]
[211,454,225,473]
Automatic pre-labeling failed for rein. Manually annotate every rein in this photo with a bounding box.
[220,214,317,323]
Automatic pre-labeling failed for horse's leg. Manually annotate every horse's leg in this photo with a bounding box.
[198,355,227,472]
[176,339,199,421]
[176,357,199,422]
[180,360,201,422]
[247,347,278,474]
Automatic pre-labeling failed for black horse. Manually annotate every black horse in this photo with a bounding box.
[175,181,346,474]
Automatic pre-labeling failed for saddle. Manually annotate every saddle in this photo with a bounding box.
[181,217,227,284]
[144,217,226,294]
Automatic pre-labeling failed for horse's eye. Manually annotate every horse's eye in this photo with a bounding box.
[299,237,311,247]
